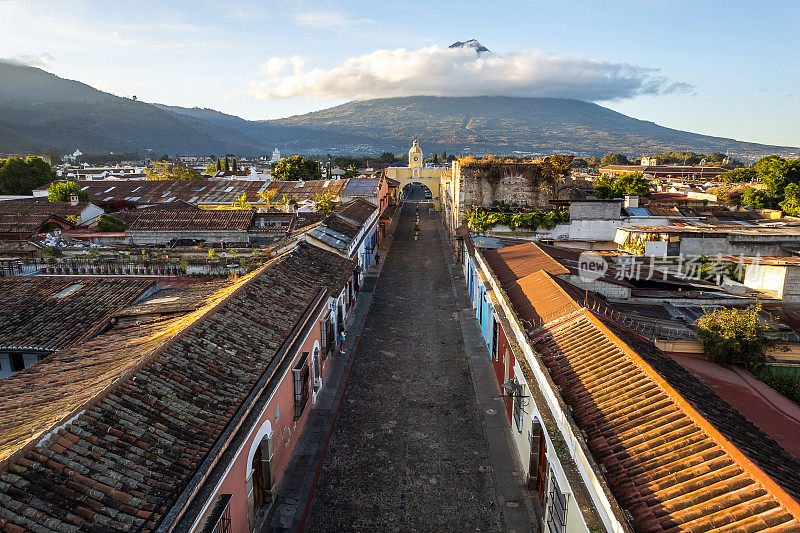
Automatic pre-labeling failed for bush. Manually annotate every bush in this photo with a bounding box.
[755,366,800,405]
[465,208,569,232]
[695,303,776,369]
[96,214,128,232]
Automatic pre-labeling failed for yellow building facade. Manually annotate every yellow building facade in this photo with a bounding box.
[384,141,446,210]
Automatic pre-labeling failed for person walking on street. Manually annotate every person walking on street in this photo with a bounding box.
[339,330,346,354]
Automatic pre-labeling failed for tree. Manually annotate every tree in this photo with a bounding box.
[345,165,359,179]
[232,193,251,210]
[722,168,757,183]
[258,190,276,209]
[755,156,789,197]
[231,159,238,172]
[146,161,201,180]
[0,156,57,195]
[158,154,170,161]
[600,153,632,167]
[696,303,776,369]
[741,187,772,209]
[276,194,294,212]
[314,193,335,213]
[46,181,90,202]
[541,155,574,196]
[271,155,321,181]
[779,183,800,215]
[594,172,651,199]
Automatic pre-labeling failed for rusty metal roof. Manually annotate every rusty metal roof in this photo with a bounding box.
[482,242,569,287]
[128,209,254,231]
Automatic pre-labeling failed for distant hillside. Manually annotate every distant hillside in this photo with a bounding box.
[0,62,797,159]
[0,61,108,104]
[270,96,798,159]
[0,62,266,155]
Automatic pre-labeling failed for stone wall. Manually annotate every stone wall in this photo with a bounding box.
[458,165,553,210]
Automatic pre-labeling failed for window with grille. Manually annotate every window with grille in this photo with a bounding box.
[198,493,231,533]
[513,383,524,433]
[546,474,567,533]
[293,353,310,419]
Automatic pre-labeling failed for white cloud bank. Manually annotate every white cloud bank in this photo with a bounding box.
[247,44,693,102]
[1,52,54,68]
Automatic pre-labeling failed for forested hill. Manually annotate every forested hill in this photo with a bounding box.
[270,96,798,159]
[0,62,796,159]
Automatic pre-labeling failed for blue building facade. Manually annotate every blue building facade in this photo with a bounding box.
[464,251,495,357]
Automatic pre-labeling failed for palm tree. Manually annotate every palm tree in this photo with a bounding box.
[315,192,335,213]
[277,194,291,212]
[233,193,251,209]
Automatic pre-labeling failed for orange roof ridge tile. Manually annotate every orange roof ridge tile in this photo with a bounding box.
[579,309,800,521]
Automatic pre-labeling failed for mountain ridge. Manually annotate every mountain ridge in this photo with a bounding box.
[0,61,796,159]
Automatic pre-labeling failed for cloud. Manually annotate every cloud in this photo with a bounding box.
[246,44,693,102]
[1,52,54,68]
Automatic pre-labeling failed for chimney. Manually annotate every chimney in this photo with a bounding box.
[70,193,79,206]
[624,195,639,208]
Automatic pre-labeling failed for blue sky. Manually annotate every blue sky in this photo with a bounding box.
[2,0,799,147]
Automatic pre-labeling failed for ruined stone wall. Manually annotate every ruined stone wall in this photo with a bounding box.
[458,166,553,210]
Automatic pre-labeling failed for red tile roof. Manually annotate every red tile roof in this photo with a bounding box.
[533,311,800,531]
[0,278,155,351]
[0,213,72,236]
[335,198,377,227]
[0,198,91,218]
[0,243,354,531]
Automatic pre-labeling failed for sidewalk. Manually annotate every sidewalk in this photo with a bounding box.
[437,220,538,533]
[260,211,398,532]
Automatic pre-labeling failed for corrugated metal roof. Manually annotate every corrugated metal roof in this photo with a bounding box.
[483,242,569,287]
[128,209,254,231]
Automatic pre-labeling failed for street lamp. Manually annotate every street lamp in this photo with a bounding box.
[501,380,529,399]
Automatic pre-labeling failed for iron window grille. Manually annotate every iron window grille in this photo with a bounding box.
[513,382,524,432]
[546,474,567,533]
[293,352,310,419]
[199,493,231,533]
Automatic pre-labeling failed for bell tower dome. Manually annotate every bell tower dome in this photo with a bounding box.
[408,140,423,169]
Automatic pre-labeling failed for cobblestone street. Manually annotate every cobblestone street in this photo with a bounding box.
[304,203,511,531]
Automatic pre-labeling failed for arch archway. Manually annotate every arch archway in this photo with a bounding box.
[401,182,434,202]
[246,420,274,525]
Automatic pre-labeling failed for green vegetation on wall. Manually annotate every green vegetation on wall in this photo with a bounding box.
[96,214,128,232]
[466,206,569,232]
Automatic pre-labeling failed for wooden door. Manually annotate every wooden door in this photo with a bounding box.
[535,427,547,504]
[252,445,264,510]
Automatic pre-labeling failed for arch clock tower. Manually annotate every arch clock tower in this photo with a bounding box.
[408,140,423,169]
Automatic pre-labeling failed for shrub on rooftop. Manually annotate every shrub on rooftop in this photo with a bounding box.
[695,303,776,370]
